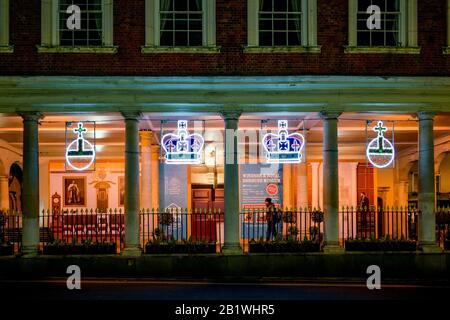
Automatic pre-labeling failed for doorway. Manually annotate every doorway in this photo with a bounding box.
[191,185,224,241]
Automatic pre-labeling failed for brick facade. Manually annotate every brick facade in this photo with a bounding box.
[0,0,448,76]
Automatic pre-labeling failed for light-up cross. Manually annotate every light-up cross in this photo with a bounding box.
[192,140,200,152]
[67,122,93,156]
[279,141,289,151]
[267,140,277,152]
[178,140,188,152]
[374,121,387,137]
[167,140,176,152]
[74,122,87,138]
[292,140,300,151]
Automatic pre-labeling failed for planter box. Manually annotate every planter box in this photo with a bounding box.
[0,244,14,256]
[444,240,450,251]
[345,240,417,251]
[43,243,117,255]
[145,243,217,254]
[249,242,320,253]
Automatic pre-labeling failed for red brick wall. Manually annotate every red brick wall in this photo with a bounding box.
[1,0,449,76]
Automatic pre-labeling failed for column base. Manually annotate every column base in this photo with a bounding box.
[222,243,242,255]
[121,246,142,257]
[323,244,345,254]
[21,246,40,258]
[419,243,443,253]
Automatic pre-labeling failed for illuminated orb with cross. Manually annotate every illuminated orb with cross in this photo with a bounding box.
[161,120,205,164]
[262,120,305,164]
[66,122,96,171]
[366,121,395,168]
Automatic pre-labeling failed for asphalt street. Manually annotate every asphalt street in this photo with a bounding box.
[0,279,448,301]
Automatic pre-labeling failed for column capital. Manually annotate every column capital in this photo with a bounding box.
[19,112,43,121]
[319,110,342,120]
[417,111,436,121]
[139,130,154,146]
[220,110,242,120]
[121,112,143,121]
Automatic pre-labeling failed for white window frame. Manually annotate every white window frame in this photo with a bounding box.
[346,0,420,54]
[38,0,117,54]
[142,0,219,54]
[445,0,450,54]
[0,0,13,53]
[245,0,320,53]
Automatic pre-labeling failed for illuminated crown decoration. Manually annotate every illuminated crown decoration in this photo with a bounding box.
[162,120,204,164]
[262,120,305,164]
[66,122,95,171]
[366,121,395,168]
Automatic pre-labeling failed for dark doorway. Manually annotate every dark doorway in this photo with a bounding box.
[9,163,23,212]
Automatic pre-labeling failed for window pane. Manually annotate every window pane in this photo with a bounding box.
[160,31,174,46]
[259,31,273,47]
[174,0,188,11]
[189,31,202,46]
[159,0,204,46]
[287,31,301,45]
[273,19,287,31]
[356,0,401,47]
[274,32,287,46]
[259,0,302,47]
[260,0,272,12]
[357,31,370,46]
[175,31,188,46]
[273,0,287,12]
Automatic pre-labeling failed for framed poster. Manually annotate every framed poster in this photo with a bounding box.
[118,176,124,207]
[63,177,87,207]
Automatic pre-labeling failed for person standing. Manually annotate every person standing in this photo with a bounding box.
[359,192,370,237]
[265,198,278,241]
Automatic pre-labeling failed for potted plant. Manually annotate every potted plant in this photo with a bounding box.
[282,211,297,224]
[444,232,450,251]
[345,235,417,252]
[0,239,14,256]
[311,210,324,223]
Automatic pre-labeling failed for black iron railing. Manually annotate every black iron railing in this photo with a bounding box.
[39,209,124,253]
[436,207,450,249]
[139,208,224,254]
[0,211,22,255]
[339,206,419,242]
[1,206,449,254]
[240,208,324,253]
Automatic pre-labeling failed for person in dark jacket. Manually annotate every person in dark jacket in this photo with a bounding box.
[265,198,279,241]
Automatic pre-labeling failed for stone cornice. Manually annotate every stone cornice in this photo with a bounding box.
[0,76,449,113]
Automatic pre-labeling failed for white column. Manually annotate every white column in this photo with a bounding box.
[297,162,309,209]
[320,111,343,253]
[222,111,242,254]
[122,112,142,256]
[311,162,320,209]
[140,131,153,210]
[151,146,160,209]
[417,112,441,252]
[350,162,359,208]
[0,175,9,211]
[21,112,42,256]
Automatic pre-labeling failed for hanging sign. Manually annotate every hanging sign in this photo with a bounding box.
[366,121,395,168]
[161,120,205,165]
[262,120,305,164]
[65,121,96,171]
